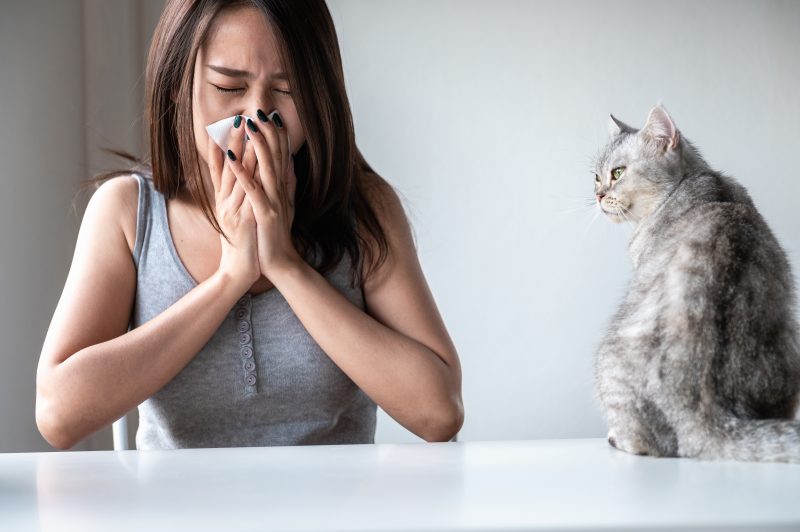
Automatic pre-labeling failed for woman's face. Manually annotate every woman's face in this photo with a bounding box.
[192,6,304,180]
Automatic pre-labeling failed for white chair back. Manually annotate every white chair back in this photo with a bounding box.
[112,416,129,451]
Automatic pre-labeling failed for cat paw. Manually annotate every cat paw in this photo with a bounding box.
[607,431,649,456]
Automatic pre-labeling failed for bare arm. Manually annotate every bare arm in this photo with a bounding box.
[268,177,463,442]
[35,177,250,449]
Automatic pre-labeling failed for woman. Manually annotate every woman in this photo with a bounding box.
[36,0,463,449]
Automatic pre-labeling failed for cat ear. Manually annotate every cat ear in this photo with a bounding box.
[608,114,636,136]
[642,104,680,150]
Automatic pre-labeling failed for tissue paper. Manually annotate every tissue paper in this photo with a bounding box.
[205,114,254,153]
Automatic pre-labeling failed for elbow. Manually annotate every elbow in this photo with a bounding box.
[419,398,464,443]
[36,395,79,451]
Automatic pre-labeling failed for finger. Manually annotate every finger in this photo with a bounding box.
[227,145,269,212]
[244,116,280,205]
[259,112,283,177]
[242,191,255,219]
[271,110,289,168]
[229,178,246,212]
[270,111,290,194]
[221,115,246,198]
[241,128,258,181]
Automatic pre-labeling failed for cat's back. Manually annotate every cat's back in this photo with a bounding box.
[645,173,787,277]
[674,189,787,278]
[646,183,796,348]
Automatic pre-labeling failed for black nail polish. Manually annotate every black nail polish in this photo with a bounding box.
[270,112,284,129]
[256,109,268,123]
[227,149,237,161]
[246,118,259,133]
[233,115,242,128]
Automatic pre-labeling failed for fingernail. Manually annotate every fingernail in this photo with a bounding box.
[246,118,259,133]
[226,149,237,161]
[233,115,242,128]
[256,109,268,123]
[269,111,283,129]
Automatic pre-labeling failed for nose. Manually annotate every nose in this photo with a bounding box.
[596,192,605,204]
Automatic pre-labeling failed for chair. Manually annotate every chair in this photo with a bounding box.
[112,415,129,451]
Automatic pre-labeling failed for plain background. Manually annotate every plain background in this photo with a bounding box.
[1,0,797,452]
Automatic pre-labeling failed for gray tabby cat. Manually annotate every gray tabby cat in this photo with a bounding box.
[594,104,800,463]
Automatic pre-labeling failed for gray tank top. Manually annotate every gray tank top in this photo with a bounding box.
[128,171,376,449]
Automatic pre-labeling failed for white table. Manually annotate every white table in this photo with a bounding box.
[1,439,798,531]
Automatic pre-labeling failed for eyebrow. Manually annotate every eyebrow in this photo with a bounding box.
[206,64,288,81]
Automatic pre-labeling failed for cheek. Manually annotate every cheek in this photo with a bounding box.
[191,96,223,166]
[191,104,209,161]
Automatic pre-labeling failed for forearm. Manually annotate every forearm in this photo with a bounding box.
[271,260,463,442]
[37,270,248,449]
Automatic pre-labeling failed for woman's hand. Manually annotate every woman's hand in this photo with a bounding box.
[206,118,262,290]
[225,110,301,280]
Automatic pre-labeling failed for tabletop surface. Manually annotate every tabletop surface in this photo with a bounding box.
[1,438,799,532]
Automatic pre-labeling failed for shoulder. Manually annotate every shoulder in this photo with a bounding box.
[683,201,757,243]
[667,202,763,274]
[87,174,142,256]
[356,171,417,287]
[359,171,411,239]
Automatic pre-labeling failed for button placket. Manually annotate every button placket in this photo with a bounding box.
[236,294,258,395]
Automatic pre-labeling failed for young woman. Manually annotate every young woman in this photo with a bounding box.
[36,0,463,449]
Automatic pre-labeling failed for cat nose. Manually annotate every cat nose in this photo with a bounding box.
[596,193,605,203]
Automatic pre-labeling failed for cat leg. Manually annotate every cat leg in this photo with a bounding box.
[598,348,659,456]
[603,395,657,456]
[608,404,676,456]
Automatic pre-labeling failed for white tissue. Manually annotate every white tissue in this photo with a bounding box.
[205,114,254,153]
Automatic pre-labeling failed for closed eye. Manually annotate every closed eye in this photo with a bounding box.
[212,84,291,96]
[212,84,244,94]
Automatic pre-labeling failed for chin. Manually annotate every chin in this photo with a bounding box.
[601,209,625,223]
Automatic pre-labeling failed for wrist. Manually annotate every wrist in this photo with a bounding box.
[212,268,253,300]
[266,250,307,287]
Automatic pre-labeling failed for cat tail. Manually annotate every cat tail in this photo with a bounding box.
[701,417,800,464]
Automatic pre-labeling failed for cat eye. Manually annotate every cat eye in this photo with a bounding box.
[594,174,600,184]
[611,167,626,181]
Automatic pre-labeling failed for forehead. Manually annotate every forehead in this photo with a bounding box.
[596,133,637,169]
[201,6,283,73]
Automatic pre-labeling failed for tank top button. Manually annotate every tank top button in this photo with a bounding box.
[245,374,257,386]
[238,321,251,333]
[240,346,253,358]
[235,308,247,320]
[244,360,256,372]
[239,332,251,345]
[237,295,249,307]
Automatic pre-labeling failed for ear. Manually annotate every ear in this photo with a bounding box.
[608,114,636,136]
[642,104,680,150]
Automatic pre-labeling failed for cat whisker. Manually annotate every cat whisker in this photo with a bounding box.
[560,205,594,215]
[582,204,602,239]
[617,204,633,223]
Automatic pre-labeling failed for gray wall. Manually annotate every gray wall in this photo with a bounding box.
[1,0,797,452]
[1,0,87,452]
[0,0,163,452]
[326,0,800,443]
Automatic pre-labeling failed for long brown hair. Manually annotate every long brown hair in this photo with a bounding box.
[83,0,389,287]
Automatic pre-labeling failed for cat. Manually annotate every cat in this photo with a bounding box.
[593,104,800,463]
